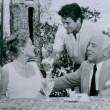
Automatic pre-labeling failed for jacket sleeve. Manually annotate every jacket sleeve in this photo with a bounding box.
[99,71,110,96]
[53,64,83,92]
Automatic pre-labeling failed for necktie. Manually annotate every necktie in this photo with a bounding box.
[90,64,98,96]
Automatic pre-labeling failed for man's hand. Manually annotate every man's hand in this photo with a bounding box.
[98,89,110,96]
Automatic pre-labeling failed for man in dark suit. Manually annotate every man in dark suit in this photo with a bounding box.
[53,34,110,96]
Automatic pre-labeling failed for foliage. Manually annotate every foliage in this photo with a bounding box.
[38,0,54,23]
[40,22,57,44]
[81,6,101,22]
[102,28,110,37]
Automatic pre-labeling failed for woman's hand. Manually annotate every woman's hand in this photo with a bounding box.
[40,79,46,96]
[41,57,54,72]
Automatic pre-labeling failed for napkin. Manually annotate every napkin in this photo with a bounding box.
[64,93,90,102]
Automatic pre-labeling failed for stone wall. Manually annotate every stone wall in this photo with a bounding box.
[3,0,42,64]
[10,3,29,34]
[3,0,11,38]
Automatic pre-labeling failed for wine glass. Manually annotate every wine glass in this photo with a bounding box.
[42,57,54,101]
[43,78,54,101]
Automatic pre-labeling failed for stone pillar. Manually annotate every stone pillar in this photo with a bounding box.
[3,0,11,38]
[33,3,43,64]
[10,1,29,34]
[10,0,42,64]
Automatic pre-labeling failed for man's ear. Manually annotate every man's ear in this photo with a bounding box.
[103,47,109,57]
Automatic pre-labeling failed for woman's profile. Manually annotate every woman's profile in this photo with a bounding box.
[0,30,43,98]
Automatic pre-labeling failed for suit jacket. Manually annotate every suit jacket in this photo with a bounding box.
[53,59,110,96]
[53,21,101,64]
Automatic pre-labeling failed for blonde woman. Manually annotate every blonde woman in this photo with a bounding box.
[1,30,43,98]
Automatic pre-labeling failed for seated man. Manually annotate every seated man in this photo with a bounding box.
[53,33,110,96]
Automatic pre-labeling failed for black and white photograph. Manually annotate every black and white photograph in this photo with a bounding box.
[0,0,110,109]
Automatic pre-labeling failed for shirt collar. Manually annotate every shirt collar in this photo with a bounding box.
[94,61,104,71]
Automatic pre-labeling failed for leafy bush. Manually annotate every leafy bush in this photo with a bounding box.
[81,7,100,22]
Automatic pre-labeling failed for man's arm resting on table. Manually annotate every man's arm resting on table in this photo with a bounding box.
[53,67,81,92]
[98,88,110,96]
[99,81,110,96]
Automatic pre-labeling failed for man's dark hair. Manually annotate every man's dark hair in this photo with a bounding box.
[58,3,83,23]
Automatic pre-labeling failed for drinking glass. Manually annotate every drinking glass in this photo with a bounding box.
[42,57,54,101]
[43,78,54,101]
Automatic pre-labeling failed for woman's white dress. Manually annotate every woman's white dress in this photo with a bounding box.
[6,62,43,98]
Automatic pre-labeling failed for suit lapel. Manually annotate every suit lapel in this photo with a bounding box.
[98,59,110,90]
[83,62,93,94]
